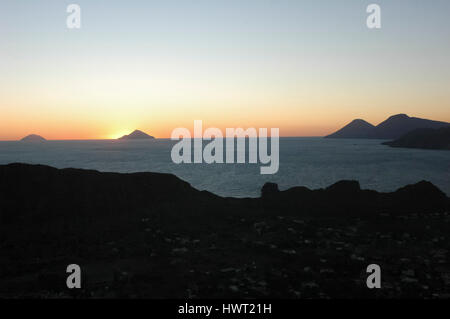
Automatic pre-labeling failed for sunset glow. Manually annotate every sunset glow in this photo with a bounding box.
[1,0,450,140]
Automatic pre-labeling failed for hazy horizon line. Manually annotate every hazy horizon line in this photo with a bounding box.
[0,135,329,142]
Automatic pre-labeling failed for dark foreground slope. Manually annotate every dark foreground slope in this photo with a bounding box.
[0,164,449,298]
[383,127,450,150]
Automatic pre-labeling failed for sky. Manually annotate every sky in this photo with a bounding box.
[1,0,450,140]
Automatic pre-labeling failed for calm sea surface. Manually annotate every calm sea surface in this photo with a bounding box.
[0,138,448,197]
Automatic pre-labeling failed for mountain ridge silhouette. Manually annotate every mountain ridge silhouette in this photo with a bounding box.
[326,114,449,139]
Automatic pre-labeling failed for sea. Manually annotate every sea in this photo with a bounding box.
[0,138,448,197]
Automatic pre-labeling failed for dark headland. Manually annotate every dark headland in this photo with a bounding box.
[0,163,449,298]
[383,127,450,150]
[118,129,154,140]
[326,114,449,139]
[20,134,46,142]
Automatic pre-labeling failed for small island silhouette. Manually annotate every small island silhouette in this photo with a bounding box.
[118,129,154,140]
[20,134,46,142]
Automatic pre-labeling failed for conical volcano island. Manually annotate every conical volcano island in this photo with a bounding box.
[326,114,449,139]
[325,119,375,139]
[20,134,46,142]
[118,130,155,140]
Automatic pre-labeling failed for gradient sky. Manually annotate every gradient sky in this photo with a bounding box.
[1,0,450,140]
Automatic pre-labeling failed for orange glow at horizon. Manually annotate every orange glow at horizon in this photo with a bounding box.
[1,79,450,141]
[2,109,450,141]
[2,0,450,141]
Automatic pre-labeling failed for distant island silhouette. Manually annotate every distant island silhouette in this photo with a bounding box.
[118,130,155,140]
[383,127,450,150]
[20,134,46,142]
[326,114,450,139]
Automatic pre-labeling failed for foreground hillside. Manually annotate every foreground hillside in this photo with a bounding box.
[0,164,449,298]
